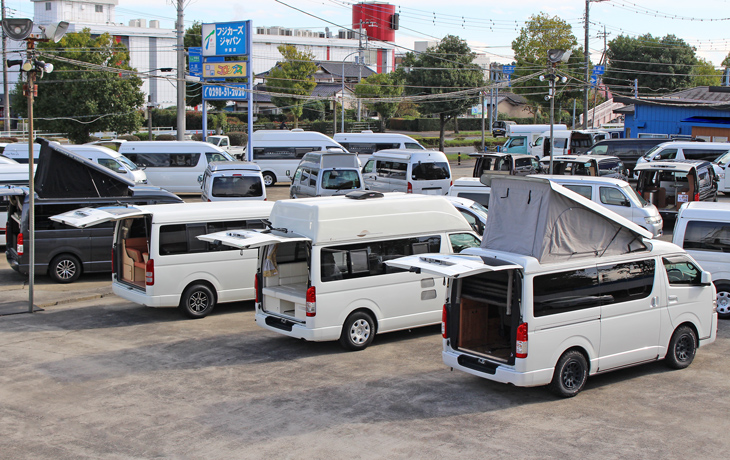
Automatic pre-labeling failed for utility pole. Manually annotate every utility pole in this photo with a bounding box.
[583,0,589,129]
[1,0,9,134]
[480,91,485,152]
[176,0,185,141]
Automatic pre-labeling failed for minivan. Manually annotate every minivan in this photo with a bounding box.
[362,149,452,195]
[120,141,235,194]
[673,201,730,319]
[200,161,266,202]
[290,150,364,198]
[199,192,482,350]
[388,175,717,397]
[51,201,275,318]
[538,175,663,237]
[635,160,718,218]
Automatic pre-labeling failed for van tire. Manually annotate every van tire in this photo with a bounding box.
[548,350,588,398]
[339,311,375,351]
[179,284,216,319]
[715,282,730,319]
[49,254,82,283]
[262,172,276,187]
[665,326,697,369]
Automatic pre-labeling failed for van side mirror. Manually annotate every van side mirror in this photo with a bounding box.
[701,271,712,286]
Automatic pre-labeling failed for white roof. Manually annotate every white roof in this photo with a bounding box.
[679,201,730,216]
[536,174,630,187]
[634,161,704,172]
[373,149,447,161]
[252,130,337,142]
[540,154,621,162]
[269,193,472,243]
[146,201,274,224]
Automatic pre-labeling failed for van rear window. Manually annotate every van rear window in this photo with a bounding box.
[212,176,263,198]
[412,162,450,180]
[683,220,730,252]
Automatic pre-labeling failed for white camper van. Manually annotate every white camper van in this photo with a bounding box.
[361,149,452,195]
[249,129,346,186]
[333,131,425,162]
[289,150,364,198]
[199,192,482,350]
[50,201,275,318]
[119,141,234,194]
[388,176,717,397]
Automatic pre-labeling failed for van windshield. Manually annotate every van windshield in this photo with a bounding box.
[642,145,662,159]
[412,162,450,180]
[621,184,647,207]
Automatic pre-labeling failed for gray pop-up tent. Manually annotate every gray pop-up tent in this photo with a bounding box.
[480,175,652,263]
[34,138,134,198]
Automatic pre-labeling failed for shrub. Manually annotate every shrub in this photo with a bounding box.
[156,134,176,141]
[228,132,248,146]
[118,134,140,142]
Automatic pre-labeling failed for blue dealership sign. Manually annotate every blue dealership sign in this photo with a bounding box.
[502,65,516,75]
[203,84,248,100]
[189,47,202,77]
[202,21,249,57]
[593,65,605,75]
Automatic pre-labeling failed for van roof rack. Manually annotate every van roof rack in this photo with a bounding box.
[346,190,384,200]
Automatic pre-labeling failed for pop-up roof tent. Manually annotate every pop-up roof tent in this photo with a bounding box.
[34,138,134,198]
[480,175,652,263]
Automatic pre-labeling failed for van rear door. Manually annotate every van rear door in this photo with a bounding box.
[50,206,150,228]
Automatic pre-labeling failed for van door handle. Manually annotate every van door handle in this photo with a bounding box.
[668,295,678,304]
[651,296,658,307]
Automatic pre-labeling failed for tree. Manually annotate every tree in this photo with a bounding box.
[400,35,483,151]
[691,57,721,87]
[184,22,227,111]
[605,34,697,95]
[11,28,144,143]
[354,73,403,131]
[510,13,583,116]
[267,45,318,128]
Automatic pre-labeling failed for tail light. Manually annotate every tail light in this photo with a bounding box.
[567,148,571,155]
[516,322,528,358]
[407,182,413,193]
[145,258,154,286]
[306,286,316,317]
[441,304,448,339]
[16,233,23,255]
[254,273,262,303]
[694,192,699,202]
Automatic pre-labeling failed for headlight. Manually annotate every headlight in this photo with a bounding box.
[645,216,662,225]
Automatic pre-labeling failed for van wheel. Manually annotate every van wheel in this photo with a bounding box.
[339,312,375,351]
[49,254,82,283]
[548,350,588,398]
[715,282,730,319]
[665,326,697,369]
[262,172,276,187]
[179,284,215,319]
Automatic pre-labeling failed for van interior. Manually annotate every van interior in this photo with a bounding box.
[638,169,695,211]
[448,270,521,365]
[117,218,151,287]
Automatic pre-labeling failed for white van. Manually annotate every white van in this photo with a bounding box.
[711,149,730,193]
[289,150,364,198]
[200,161,266,202]
[64,144,147,184]
[199,192,482,350]
[333,131,425,162]
[388,176,717,397]
[249,129,346,186]
[119,141,234,194]
[538,175,663,237]
[50,201,275,318]
[673,201,730,319]
[362,149,452,195]
[635,141,729,177]
[530,130,610,158]
[0,163,34,246]
[2,143,41,163]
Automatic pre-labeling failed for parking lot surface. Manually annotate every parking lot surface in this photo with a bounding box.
[1,158,728,459]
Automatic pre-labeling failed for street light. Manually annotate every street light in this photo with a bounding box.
[2,18,68,313]
[542,49,571,175]
[341,50,360,133]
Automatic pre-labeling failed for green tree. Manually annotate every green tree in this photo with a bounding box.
[11,28,144,143]
[691,57,721,87]
[510,13,583,116]
[399,35,484,151]
[184,22,227,111]
[605,34,697,95]
[354,73,403,131]
[267,45,318,128]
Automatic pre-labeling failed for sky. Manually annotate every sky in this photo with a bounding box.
[6,0,730,65]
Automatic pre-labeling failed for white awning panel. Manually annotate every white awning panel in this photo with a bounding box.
[385,253,521,278]
[50,206,149,228]
[198,229,311,249]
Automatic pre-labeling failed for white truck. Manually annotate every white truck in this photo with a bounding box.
[207,135,245,159]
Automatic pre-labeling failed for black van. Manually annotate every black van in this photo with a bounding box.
[587,138,699,176]
[5,186,181,283]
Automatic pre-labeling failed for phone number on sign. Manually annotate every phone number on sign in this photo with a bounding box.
[203,86,247,99]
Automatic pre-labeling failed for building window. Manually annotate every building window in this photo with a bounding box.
[95,5,103,13]
[45,2,51,10]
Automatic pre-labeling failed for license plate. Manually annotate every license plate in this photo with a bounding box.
[677,193,689,203]
[422,188,441,195]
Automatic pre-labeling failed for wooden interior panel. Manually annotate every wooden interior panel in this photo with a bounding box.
[458,297,488,349]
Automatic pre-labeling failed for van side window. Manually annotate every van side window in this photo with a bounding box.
[683,221,730,252]
[662,256,703,286]
[655,149,677,160]
[598,260,655,305]
[125,153,200,168]
[449,233,481,253]
[683,149,725,161]
[159,219,266,255]
[600,187,630,207]
[205,152,232,163]
[376,160,407,179]
[533,267,600,317]
[563,184,592,199]
[36,204,78,230]
[320,235,442,282]
[405,142,425,150]
[97,158,125,173]
[362,160,375,174]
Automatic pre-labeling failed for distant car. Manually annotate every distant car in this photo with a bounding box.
[491,120,515,137]
[539,154,628,182]
[444,195,488,236]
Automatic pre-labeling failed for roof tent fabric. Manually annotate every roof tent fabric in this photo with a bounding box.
[34,138,134,198]
[481,176,647,263]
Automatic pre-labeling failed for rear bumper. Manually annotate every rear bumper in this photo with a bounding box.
[442,349,553,387]
[112,281,178,307]
[254,310,341,342]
